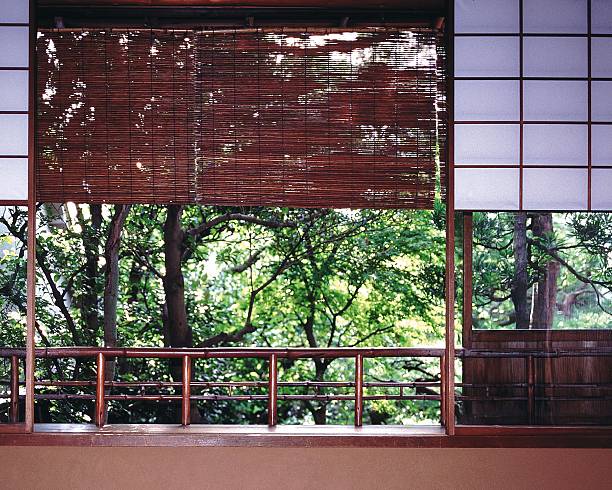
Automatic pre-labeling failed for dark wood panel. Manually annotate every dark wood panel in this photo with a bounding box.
[472,329,612,344]
[460,334,612,426]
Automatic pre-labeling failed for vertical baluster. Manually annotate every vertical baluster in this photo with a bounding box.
[95,352,105,428]
[181,355,192,426]
[10,355,19,424]
[527,355,535,425]
[440,355,446,427]
[268,353,278,427]
[355,354,363,427]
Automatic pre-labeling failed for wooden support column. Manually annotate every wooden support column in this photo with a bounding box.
[10,356,20,424]
[95,352,105,427]
[25,0,37,434]
[267,353,278,427]
[354,354,364,427]
[444,0,456,436]
[181,355,192,426]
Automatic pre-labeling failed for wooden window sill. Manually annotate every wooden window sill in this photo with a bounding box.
[1,424,611,448]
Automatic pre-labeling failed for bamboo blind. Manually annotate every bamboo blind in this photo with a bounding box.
[36,28,445,208]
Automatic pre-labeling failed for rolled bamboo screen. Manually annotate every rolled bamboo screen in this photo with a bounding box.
[36,28,445,208]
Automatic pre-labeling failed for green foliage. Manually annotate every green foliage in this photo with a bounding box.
[0,203,438,424]
[472,212,612,330]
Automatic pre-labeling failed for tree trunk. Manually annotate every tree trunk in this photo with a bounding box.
[312,404,328,425]
[163,205,191,348]
[103,204,131,402]
[310,360,329,425]
[81,204,103,342]
[162,205,200,423]
[531,213,559,329]
[512,212,530,329]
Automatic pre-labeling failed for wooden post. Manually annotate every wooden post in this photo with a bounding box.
[354,354,364,427]
[444,0,457,436]
[267,353,278,427]
[527,355,535,425]
[95,352,105,427]
[440,355,445,426]
[10,356,19,424]
[24,0,37,434]
[181,355,191,426]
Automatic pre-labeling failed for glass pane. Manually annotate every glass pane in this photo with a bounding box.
[592,81,612,122]
[0,27,29,68]
[0,206,27,426]
[0,114,28,155]
[523,124,588,165]
[455,124,520,165]
[523,81,588,121]
[592,169,612,210]
[0,159,27,200]
[523,0,588,34]
[0,0,29,23]
[523,168,588,210]
[0,70,28,112]
[459,212,612,426]
[523,37,588,77]
[592,0,612,34]
[455,0,520,34]
[454,36,520,77]
[455,80,520,121]
[592,124,612,165]
[455,168,520,210]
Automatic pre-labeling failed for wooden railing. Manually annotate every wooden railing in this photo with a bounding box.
[4,347,611,429]
[0,347,446,428]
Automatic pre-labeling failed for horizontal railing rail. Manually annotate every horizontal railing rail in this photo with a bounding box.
[0,346,446,428]
[4,347,611,429]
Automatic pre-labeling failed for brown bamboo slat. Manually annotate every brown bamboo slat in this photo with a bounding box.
[36,28,445,208]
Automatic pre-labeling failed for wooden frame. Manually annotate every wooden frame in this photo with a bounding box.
[453,0,612,213]
[443,0,456,437]
[1,0,611,447]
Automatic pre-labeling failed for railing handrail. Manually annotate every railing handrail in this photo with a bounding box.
[0,346,446,428]
[5,346,612,360]
[0,346,446,359]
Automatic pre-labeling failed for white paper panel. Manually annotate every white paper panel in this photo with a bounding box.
[455,168,519,210]
[0,159,27,201]
[523,168,588,210]
[592,38,612,78]
[455,80,520,121]
[523,37,588,77]
[592,82,612,122]
[0,71,28,111]
[0,0,29,23]
[591,169,612,210]
[455,0,520,33]
[523,81,588,121]
[592,125,612,165]
[0,27,29,68]
[454,36,520,77]
[592,0,612,34]
[0,114,28,155]
[523,0,587,34]
[455,124,520,165]
[523,124,588,165]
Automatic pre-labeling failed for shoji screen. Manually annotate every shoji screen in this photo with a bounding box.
[0,0,29,203]
[453,0,612,211]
